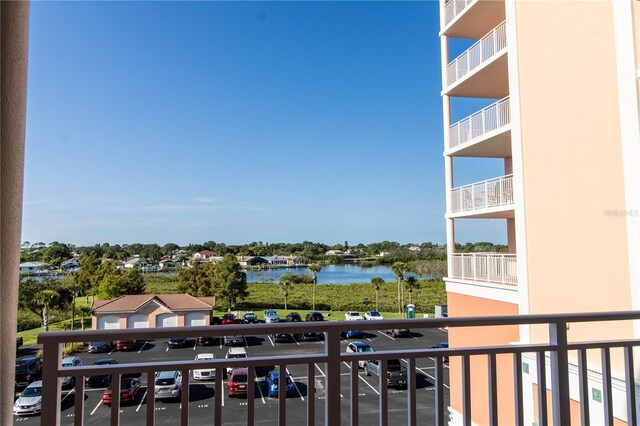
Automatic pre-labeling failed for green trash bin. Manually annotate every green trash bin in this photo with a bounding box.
[406,304,416,319]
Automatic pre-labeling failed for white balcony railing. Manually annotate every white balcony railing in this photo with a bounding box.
[444,0,474,26]
[450,174,514,214]
[448,96,510,150]
[450,252,517,285]
[446,21,507,87]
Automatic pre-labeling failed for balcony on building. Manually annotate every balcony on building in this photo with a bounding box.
[441,0,505,39]
[444,21,508,98]
[448,174,514,219]
[446,96,511,157]
[449,252,517,286]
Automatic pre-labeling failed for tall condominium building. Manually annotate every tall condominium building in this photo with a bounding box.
[440,0,640,424]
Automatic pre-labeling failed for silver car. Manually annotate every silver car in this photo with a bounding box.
[61,356,82,388]
[13,380,42,416]
[154,371,182,400]
[263,309,280,323]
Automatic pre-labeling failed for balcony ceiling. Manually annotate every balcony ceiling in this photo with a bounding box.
[445,53,509,98]
[447,128,511,158]
[447,206,515,219]
[442,0,506,39]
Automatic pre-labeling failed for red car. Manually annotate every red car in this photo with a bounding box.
[227,368,249,397]
[116,340,136,351]
[102,377,141,406]
[221,313,236,325]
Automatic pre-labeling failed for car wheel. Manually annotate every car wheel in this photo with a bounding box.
[364,366,370,376]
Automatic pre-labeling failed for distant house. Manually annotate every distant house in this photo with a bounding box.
[158,258,183,270]
[325,250,357,261]
[282,255,301,266]
[19,261,50,274]
[236,256,268,267]
[408,246,421,252]
[192,250,218,260]
[61,258,80,271]
[261,256,289,266]
[124,257,150,270]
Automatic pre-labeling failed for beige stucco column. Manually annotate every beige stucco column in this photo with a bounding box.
[1,1,30,423]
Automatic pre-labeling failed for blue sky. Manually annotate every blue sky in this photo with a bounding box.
[23,1,505,246]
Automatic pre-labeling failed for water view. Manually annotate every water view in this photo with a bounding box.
[245,264,418,285]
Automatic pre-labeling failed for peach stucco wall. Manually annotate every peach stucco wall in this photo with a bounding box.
[513,0,633,349]
[448,292,520,426]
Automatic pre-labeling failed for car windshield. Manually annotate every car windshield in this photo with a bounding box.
[228,354,247,359]
[358,347,373,353]
[369,312,381,316]
[232,374,247,382]
[94,359,116,365]
[21,387,42,397]
[62,363,73,368]
[16,357,35,366]
[91,341,107,346]
[156,378,175,386]
[265,310,276,316]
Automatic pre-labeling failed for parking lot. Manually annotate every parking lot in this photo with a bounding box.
[14,327,449,425]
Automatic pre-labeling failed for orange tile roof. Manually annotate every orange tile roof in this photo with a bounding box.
[92,294,215,313]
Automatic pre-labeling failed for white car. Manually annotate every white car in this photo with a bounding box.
[193,353,216,380]
[364,311,384,320]
[264,309,280,323]
[345,311,363,321]
[225,347,248,375]
[13,380,42,416]
[346,341,374,368]
[61,356,82,387]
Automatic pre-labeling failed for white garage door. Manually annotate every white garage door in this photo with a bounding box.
[127,314,149,329]
[156,313,178,328]
[185,312,207,327]
[97,315,120,330]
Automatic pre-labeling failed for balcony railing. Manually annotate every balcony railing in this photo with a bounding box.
[450,174,514,214]
[450,252,517,285]
[448,96,510,150]
[446,21,507,87]
[443,0,474,26]
[36,312,640,425]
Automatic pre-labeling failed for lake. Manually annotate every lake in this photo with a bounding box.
[245,264,418,285]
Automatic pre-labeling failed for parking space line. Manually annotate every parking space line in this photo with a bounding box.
[61,389,75,403]
[193,340,197,350]
[165,346,169,352]
[108,346,116,355]
[267,335,275,347]
[138,341,148,353]
[255,370,266,404]
[90,396,103,415]
[286,369,305,401]
[377,331,396,341]
[219,338,223,349]
[416,367,449,389]
[364,335,373,342]
[358,375,379,395]
[292,336,300,346]
[136,389,147,412]
[314,364,326,377]
[342,362,351,370]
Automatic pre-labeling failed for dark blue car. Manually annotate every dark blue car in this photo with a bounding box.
[264,371,296,397]
[341,330,364,339]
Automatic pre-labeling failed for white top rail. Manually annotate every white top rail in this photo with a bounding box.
[450,252,517,285]
[446,21,507,87]
[448,96,510,150]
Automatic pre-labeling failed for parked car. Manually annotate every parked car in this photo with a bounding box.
[88,341,114,353]
[85,359,119,387]
[286,312,302,322]
[13,380,42,416]
[16,337,23,350]
[243,312,259,323]
[272,333,291,343]
[61,356,83,388]
[14,356,42,390]
[264,309,280,323]
[305,312,324,322]
[346,342,374,368]
[385,328,411,338]
[102,377,141,406]
[345,311,363,321]
[116,340,136,351]
[264,371,296,397]
[427,342,449,362]
[154,371,182,401]
[223,335,244,346]
[197,336,216,346]
[168,337,188,348]
[227,367,249,397]
[363,359,407,388]
[193,353,216,380]
[341,329,364,339]
[364,311,384,321]
[225,347,248,375]
[222,313,236,325]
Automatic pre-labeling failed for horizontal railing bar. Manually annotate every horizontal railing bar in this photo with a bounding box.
[38,311,640,344]
[449,96,509,129]
[567,339,640,350]
[446,20,506,67]
[451,174,513,191]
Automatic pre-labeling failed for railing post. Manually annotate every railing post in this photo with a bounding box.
[501,255,506,284]
[325,329,341,425]
[484,181,488,208]
[41,340,63,426]
[472,254,477,281]
[549,321,571,425]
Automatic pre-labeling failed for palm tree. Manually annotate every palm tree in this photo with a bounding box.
[34,289,62,332]
[371,276,384,312]
[76,305,93,331]
[390,262,407,314]
[279,276,294,310]
[404,276,419,304]
[308,264,322,310]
